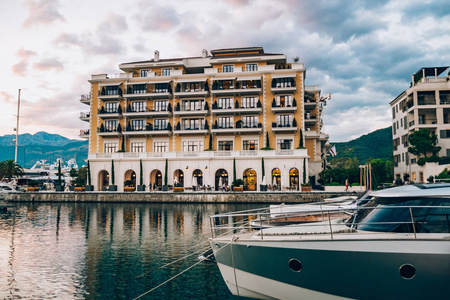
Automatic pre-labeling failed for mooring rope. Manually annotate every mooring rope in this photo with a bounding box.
[133,237,235,300]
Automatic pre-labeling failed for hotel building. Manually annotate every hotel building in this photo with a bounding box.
[390,66,450,183]
[79,47,331,191]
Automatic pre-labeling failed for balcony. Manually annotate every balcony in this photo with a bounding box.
[79,129,89,139]
[271,122,298,133]
[79,112,90,122]
[123,83,172,100]
[271,77,297,94]
[123,124,172,137]
[304,113,317,124]
[174,80,209,98]
[173,105,209,117]
[123,106,172,118]
[98,87,123,101]
[234,122,262,134]
[173,124,209,135]
[80,94,91,105]
[212,100,262,115]
[98,108,122,119]
[97,127,122,137]
[271,102,297,114]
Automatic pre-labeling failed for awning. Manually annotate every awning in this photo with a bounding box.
[271,73,297,79]
[212,77,236,81]
[125,81,148,85]
[99,82,124,87]
[236,76,261,81]
[176,78,208,83]
[146,80,172,84]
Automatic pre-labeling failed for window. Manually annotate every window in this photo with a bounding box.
[223,65,234,73]
[218,98,232,109]
[154,101,168,111]
[182,140,204,152]
[154,119,168,130]
[183,100,203,111]
[133,84,146,94]
[132,101,146,112]
[447,149,450,156]
[105,86,120,95]
[104,143,118,153]
[218,117,233,128]
[276,95,293,107]
[440,91,450,105]
[392,107,396,119]
[243,140,258,150]
[105,102,118,113]
[404,116,407,129]
[154,141,168,152]
[242,116,257,128]
[183,118,203,130]
[131,120,145,131]
[276,114,293,127]
[131,142,145,152]
[162,68,171,76]
[105,120,118,131]
[242,97,257,108]
[155,83,169,93]
[276,78,294,88]
[440,130,450,138]
[418,91,435,105]
[140,70,150,77]
[218,141,233,151]
[245,64,258,72]
[277,139,293,150]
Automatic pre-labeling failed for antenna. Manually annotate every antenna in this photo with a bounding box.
[15,89,21,163]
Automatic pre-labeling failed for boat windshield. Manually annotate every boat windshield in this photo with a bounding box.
[347,197,450,233]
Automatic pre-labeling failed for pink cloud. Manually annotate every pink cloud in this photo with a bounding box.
[12,61,29,76]
[0,91,15,104]
[33,58,64,72]
[23,0,65,28]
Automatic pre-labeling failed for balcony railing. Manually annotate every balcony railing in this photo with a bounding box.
[79,129,89,138]
[79,112,90,121]
[418,119,437,125]
[125,124,172,132]
[80,93,91,104]
[418,99,436,105]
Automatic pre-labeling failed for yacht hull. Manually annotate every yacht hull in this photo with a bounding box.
[211,238,450,300]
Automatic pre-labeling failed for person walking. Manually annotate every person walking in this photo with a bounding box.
[345,179,349,192]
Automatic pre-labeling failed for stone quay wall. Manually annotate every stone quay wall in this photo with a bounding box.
[6,191,362,204]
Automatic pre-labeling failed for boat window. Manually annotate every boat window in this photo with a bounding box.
[349,197,450,233]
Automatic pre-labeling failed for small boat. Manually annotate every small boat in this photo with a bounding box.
[0,182,17,200]
[210,184,450,299]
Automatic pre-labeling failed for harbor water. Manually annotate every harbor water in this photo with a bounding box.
[0,201,261,299]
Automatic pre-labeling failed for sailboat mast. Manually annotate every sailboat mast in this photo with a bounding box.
[14,89,21,163]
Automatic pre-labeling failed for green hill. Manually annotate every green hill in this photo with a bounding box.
[331,127,393,163]
[0,132,88,168]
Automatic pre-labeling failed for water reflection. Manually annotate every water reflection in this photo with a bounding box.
[0,202,259,299]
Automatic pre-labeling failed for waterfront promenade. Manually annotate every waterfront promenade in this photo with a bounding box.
[6,191,360,203]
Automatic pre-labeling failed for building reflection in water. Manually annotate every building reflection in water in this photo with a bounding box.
[0,202,259,299]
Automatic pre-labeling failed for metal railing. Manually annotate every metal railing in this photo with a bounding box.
[209,204,450,240]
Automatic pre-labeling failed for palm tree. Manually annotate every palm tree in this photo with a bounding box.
[0,159,24,180]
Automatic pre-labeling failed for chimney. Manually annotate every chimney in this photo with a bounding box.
[154,50,160,62]
[202,49,208,58]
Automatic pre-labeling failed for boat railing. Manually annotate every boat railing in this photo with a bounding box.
[209,205,450,240]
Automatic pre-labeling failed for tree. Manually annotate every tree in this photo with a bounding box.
[139,160,143,186]
[111,160,115,185]
[298,129,304,148]
[57,161,62,186]
[74,166,87,187]
[87,161,91,185]
[0,159,24,180]
[164,159,168,186]
[408,130,441,158]
[69,168,78,178]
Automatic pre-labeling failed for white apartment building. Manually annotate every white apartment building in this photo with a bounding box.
[390,66,450,182]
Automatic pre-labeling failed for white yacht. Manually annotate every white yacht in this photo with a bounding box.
[210,184,450,299]
[0,182,17,200]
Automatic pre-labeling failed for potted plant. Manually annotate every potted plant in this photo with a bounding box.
[301,183,312,192]
[85,161,94,191]
[137,160,146,191]
[109,160,117,191]
[232,179,244,192]
[162,159,168,191]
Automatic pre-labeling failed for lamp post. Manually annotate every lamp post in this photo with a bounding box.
[14,89,21,163]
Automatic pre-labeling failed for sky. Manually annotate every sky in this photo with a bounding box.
[0,0,449,142]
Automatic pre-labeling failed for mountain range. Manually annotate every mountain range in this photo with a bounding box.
[0,127,393,169]
[0,132,88,168]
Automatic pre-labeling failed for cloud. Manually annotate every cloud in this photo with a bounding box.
[33,58,64,72]
[98,13,128,33]
[23,0,65,28]
[0,91,15,105]
[53,32,126,56]
[136,3,181,32]
[12,61,29,76]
